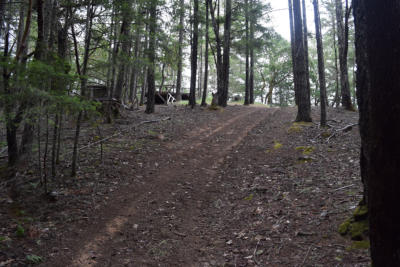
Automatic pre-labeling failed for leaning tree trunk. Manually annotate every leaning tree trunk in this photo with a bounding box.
[335,0,353,110]
[293,0,311,122]
[354,0,400,265]
[313,0,327,126]
[145,0,157,114]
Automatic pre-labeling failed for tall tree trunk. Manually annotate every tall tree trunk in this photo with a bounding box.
[249,1,255,105]
[313,0,327,126]
[302,0,311,109]
[354,0,400,264]
[114,3,133,103]
[220,0,231,107]
[175,0,184,101]
[208,0,223,104]
[244,0,250,106]
[129,20,141,103]
[332,13,340,107]
[201,0,209,107]
[293,0,311,122]
[335,0,353,110]
[145,0,157,114]
[288,0,298,105]
[189,0,199,108]
[71,2,93,176]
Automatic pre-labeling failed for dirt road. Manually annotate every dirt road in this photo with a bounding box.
[37,106,369,266]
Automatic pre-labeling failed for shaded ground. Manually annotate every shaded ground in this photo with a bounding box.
[0,105,369,266]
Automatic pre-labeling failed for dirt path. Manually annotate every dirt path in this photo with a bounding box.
[40,106,272,266]
[33,106,369,267]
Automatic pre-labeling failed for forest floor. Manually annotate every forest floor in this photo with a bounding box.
[0,105,370,266]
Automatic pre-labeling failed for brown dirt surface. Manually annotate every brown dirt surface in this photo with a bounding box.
[0,105,370,266]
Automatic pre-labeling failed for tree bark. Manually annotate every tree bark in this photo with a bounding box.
[335,0,353,110]
[175,0,185,101]
[312,0,327,126]
[244,0,250,106]
[249,1,255,105]
[293,0,311,122]
[288,0,298,105]
[201,0,209,107]
[145,0,157,114]
[354,0,400,264]
[189,0,199,108]
[220,0,231,107]
[302,0,311,109]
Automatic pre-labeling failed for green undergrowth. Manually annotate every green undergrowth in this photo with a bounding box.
[295,146,315,155]
[339,202,369,250]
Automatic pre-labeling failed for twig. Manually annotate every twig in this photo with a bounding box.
[332,184,355,192]
[253,239,261,266]
[300,245,312,267]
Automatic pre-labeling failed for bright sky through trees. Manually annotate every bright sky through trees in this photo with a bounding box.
[268,0,315,40]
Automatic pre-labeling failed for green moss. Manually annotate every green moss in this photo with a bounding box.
[288,124,302,133]
[321,131,331,138]
[339,218,351,235]
[273,141,283,150]
[349,220,369,241]
[353,205,368,221]
[347,240,370,251]
[295,146,315,155]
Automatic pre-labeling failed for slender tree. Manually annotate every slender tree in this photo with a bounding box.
[189,0,199,108]
[249,0,255,104]
[175,0,185,101]
[201,0,209,107]
[313,0,327,126]
[301,0,311,109]
[335,0,353,110]
[145,0,157,114]
[288,0,298,105]
[220,0,232,107]
[244,0,250,105]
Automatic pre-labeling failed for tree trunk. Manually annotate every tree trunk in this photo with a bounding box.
[114,3,133,102]
[220,0,231,107]
[354,0,400,264]
[175,0,184,101]
[129,20,141,103]
[201,0,209,107]
[313,0,327,126]
[293,0,311,122]
[288,0,298,105]
[335,0,353,110]
[332,13,340,107]
[189,0,199,108]
[249,1,255,105]
[145,0,157,114]
[244,0,250,106]
[302,0,311,109]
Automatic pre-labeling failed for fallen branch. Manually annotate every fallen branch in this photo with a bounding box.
[327,123,358,142]
[300,245,313,267]
[332,184,355,192]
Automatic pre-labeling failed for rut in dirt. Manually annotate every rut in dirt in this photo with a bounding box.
[44,106,273,267]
